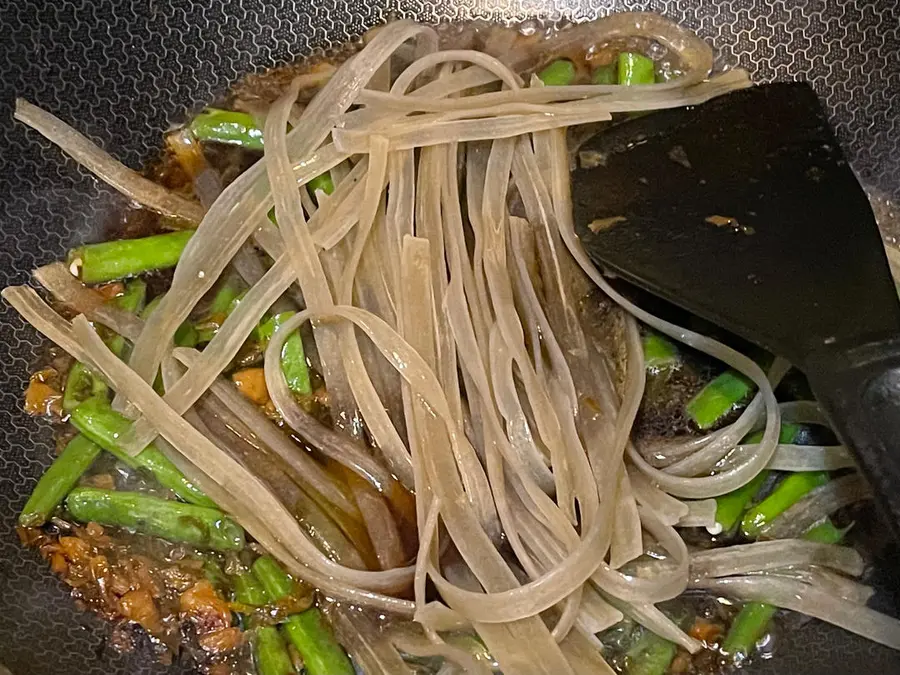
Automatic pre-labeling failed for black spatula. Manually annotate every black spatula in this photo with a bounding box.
[572,83,900,538]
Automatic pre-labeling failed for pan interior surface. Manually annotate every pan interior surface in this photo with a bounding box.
[0,1,898,674]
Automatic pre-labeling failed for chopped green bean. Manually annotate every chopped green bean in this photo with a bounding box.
[233,571,271,607]
[70,398,215,507]
[625,628,678,675]
[66,488,244,551]
[62,361,109,411]
[252,556,298,601]
[722,602,777,663]
[142,293,202,348]
[686,370,754,430]
[307,172,335,202]
[255,625,296,675]
[642,333,679,372]
[173,321,200,348]
[740,470,830,539]
[724,518,845,661]
[538,59,576,86]
[69,230,195,284]
[591,63,618,84]
[104,279,147,357]
[18,435,102,527]
[251,556,353,675]
[256,312,311,395]
[712,471,769,536]
[64,279,147,410]
[189,109,264,151]
[209,281,243,316]
[713,422,806,532]
[803,519,849,544]
[282,610,353,675]
[742,422,802,446]
[618,52,656,86]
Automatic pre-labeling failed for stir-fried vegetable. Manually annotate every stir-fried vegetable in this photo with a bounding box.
[723,518,846,660]
[233,571,271,608]
[70,398,215,507]
[252,556,354,675]
[255,625,296,675]
[63,279,146,410]
[741,470,830,539]
[66,487,245,551]
[189,108,265,150]
[642,333,680,372]
[62,361,109,411]
[18,435,102,527]
[538,59,577,86]
[712,423,802,534]
[618,52,656,85]
[591,63,618,84]
[69,230,195,284]
[307,171,335,200]
[104,279,147,355]
[626,627,678,675]
[256,312,312,396]
[686,370,754,429]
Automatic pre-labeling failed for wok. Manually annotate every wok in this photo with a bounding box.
[0,1,898,673]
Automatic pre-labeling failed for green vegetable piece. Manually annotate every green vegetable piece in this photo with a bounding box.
[174,321,199,348]
[252,556,297,601]
[724,517,845,661]
[740,470,830,539]
[257,312,311,396]
[104,279,147,357]
[713,423,806,533]
[89,280,146,361]
[282,610,354,675]
[113,278,149,313]
[189,108,264,151]
[69,230,195,284]
[722,601,777,662]
[70,398,215,507]
[234,571,271,607]
[686,370,754,430]
[307,172,335,201]
[642,333,679,372]
[142,293,200,348]
[538,59,576,86]
[63,280,147,410]
[66,487,244,551]
[713,470,769,536]
[197,283,243,343]
[591,63,618,85]
[742,422,802,446]
[625,628,678,675]
[62,361,109,412]
[18,435,102,527]
[618,52,656,86]
[252,556,352,675]
[255,625,296,675]
[803,519,849,544]
[209,281,242,316]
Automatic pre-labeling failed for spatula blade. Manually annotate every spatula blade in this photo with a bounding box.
[572,83,900,366]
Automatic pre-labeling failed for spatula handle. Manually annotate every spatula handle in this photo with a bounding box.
[806,337,900,541]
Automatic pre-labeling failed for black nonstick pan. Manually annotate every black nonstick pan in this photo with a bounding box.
[0,1,898,674]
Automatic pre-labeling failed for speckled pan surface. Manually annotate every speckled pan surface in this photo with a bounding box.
[0,1,898,673]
